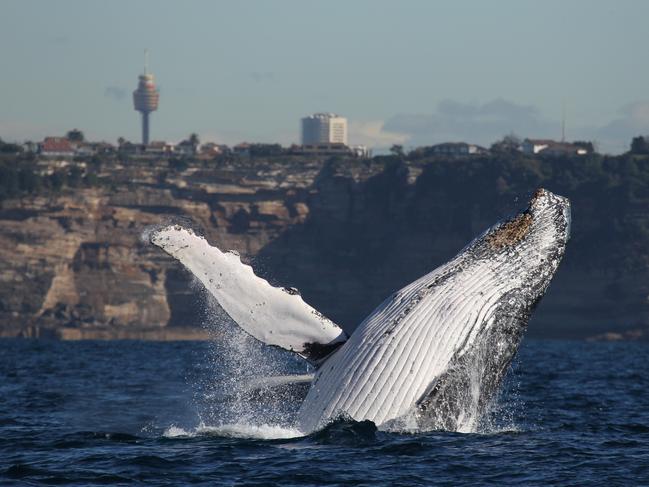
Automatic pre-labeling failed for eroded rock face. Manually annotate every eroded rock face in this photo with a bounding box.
[0,158,330,338]
[1,156,648,340]
[0,190,166,333]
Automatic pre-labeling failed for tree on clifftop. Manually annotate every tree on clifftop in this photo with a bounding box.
[630,136,649,155]
[390,144,405,158]
[66,129,85,142]
[490,134,521,154]
[0,138,23,154]
[573,140,595,153]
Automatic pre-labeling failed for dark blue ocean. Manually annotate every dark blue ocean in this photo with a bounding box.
[1,337,648,486]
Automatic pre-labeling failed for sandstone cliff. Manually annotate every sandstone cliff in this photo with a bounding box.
[1,155,647,340]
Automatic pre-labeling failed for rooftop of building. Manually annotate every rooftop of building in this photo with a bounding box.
[41,137,74,153]
[303,113,345,120]
[524,138,557,145]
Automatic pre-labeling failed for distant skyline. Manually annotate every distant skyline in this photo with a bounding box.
[2,0,649,153]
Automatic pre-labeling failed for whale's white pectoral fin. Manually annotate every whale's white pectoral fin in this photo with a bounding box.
[150,225,347,363]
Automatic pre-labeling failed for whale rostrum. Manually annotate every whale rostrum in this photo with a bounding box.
[150,188,570,433]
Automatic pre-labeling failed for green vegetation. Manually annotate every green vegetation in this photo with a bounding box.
[168,157,189,172]
[0,160,99,201]
[66,129,85,143]
[248,143,283,157]
[489,134,521,154]
[630,136,649,155]
[0,138,23,154]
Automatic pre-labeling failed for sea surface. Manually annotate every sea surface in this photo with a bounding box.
[1,336,648,486]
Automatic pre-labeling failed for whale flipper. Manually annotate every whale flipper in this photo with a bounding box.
[150,225,347,363]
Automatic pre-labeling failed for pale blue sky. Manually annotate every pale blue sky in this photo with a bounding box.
[1,0,648,153]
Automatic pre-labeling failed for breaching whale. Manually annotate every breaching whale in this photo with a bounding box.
[150,188,570,433]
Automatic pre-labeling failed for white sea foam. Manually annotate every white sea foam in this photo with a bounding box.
[163,425,191,438]
[198,423,305,439]
[163,423,305,440]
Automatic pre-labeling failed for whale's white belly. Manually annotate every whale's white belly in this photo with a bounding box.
[297,257,518,432]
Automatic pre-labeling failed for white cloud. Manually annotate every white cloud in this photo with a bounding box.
[384,98,557,149]
[589,101,649,154]
[381,98,649,154]
[348,120,409,149]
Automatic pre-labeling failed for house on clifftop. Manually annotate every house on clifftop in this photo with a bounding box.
[521,138,592,156]
[429,142,488,156]
[39,137,75,159]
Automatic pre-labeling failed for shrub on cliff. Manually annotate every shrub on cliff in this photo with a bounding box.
[0,160,100,201]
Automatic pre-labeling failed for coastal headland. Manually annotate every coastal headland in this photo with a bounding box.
[1,149,647,340]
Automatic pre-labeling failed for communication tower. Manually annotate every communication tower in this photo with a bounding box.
[132,50,159,145]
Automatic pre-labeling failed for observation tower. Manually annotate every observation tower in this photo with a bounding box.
[132,50,159,145]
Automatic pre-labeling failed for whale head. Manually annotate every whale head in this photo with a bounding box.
[470,187,571,308]
[414,188,571,431]
[459,187,571,359]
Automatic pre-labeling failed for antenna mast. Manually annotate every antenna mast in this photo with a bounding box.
[144,48,149,75]
[561,99,566,142]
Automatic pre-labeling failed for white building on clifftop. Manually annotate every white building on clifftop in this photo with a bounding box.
[301,113,348,145]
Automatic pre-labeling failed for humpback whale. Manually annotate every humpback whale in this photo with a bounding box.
[150,188,570,433]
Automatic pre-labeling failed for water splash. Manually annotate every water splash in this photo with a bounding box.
[185,290,521,437]
[191,290,310,432]
[166,281,521,438]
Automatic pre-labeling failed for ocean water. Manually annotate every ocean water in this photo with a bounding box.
[1,337,648,486]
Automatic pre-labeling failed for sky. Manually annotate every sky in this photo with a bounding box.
[1,0,649,153]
